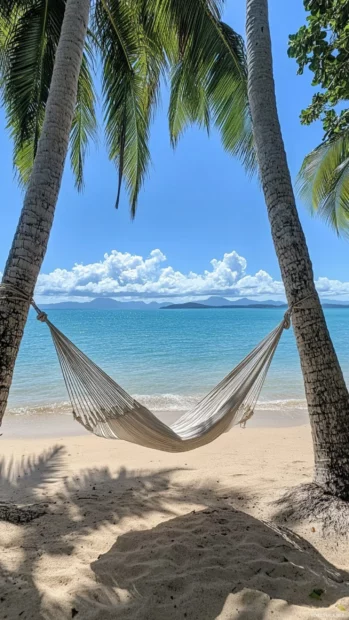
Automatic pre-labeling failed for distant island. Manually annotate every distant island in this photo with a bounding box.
[39,295,349,310]
[162,301,349,310]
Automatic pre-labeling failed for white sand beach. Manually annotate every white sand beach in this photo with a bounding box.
[1,416,349,619]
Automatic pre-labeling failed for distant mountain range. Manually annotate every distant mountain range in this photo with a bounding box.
[162,301,287,310]
[40,296,349,310]
[321,299,349,306]
[40,297,166,310]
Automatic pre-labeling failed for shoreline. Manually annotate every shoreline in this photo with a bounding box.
[1,406,310,439]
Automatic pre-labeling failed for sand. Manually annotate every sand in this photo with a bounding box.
[1,417,349,619]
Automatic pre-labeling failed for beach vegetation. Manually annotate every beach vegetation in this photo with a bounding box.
[289,0,349,235]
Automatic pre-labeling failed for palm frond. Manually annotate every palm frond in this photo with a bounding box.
[70,43,97,190]
[151,0,255,174]
[297,135,349,236]
[169,48,210,146]
[0,0,21,21]
[94,0,165,216]
[0,6,18,79]
[207,23,256,173]
[1,0,255,209]
[2,0,65,184]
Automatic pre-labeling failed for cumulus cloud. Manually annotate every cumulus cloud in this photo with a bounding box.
[2,248,349,301]
[315,277,349,297]
[33,249,349,300]
[35,249,256,299]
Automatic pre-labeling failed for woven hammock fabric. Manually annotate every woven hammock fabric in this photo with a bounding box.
[41,312,290,452]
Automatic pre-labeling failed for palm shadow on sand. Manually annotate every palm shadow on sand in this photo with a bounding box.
[75,506,349,620]
[0,445,215,618]
[0,445,348,619]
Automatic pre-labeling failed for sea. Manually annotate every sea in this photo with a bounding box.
[6,307,349,424]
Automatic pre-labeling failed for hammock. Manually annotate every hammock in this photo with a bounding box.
[1,284,293,452]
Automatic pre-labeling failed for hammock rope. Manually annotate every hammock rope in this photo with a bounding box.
[0,282,310,452]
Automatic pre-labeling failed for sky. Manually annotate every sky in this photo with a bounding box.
[1,0,349,303]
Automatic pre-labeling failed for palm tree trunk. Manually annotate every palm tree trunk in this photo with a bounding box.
[0,0,90,425]
[246,0,349,499]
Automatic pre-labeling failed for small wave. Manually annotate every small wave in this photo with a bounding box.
[133,393,201,411]
[6,394,307,416]
[135,394,307,412]
[7,401,72,417]
[256,399,307,412]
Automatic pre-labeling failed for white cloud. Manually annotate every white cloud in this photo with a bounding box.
[36,250,272,299]
[2,248,349,301]
[315,277,349,297]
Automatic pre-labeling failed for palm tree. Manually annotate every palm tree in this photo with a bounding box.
[0,0,252,423]
[246,0,349,498]
[297,135,349,236]
[0,0,91,423]
[3,0,348,502]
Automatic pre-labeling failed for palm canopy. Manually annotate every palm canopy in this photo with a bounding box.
[0,0,255,216]
[298,134,349,237]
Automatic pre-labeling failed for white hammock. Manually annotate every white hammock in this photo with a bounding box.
[37,305,291,452]
[0,284,292,452]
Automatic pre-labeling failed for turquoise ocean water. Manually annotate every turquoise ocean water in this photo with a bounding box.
[7,308,349,417]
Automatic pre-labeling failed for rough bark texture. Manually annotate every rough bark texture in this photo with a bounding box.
[273,483,349,536]
[246,0,349,498]
[0,0,90,425]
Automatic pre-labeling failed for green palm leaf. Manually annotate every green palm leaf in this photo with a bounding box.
[153,0,255,173]
[95,0,255,215]
[2,0,65,184]
[70,42,97,190]
[0,6,17,79]
[93,0,165,216]
[298,135,349,236]
[168,38,211,146]
[207,22,255,172]
[1,0,255,211]
[1,1,97,188]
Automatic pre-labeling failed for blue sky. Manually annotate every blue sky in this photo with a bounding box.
[1,0,348,302]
